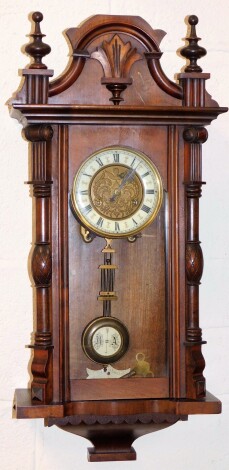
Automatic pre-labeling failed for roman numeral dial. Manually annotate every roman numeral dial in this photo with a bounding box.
[71,146,163,238]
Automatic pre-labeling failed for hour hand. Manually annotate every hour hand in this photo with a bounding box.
[110,168,136,202]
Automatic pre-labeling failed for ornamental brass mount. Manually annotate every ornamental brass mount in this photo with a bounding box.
[9,11,228,464]
[80,225,138,243]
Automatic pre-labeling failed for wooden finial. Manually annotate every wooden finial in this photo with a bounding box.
[180,15,207,72]
[25,12,51,69]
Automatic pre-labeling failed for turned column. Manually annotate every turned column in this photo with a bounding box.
[23,12,54,404]
[179,16,209,399]
[25,125,53,404]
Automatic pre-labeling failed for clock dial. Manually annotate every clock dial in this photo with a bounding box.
[71,146,163,238]
[92,326,121,356]
[82,317,129,364]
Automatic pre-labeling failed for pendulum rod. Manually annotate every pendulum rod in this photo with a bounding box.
[97,239,118,317]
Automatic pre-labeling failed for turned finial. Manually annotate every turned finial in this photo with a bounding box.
[25,12,51,69]
[180,15,207,72]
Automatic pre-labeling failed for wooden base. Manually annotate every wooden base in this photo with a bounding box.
[56,420,183,462]
[87,446,136,462]
[13,389,222,419]
[12,389,221,462]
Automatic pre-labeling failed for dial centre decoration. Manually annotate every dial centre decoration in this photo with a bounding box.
[90,164,143,219]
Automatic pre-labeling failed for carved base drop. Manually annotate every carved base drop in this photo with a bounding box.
[51,416,186,462]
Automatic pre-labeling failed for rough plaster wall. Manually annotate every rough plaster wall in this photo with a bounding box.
[0,0,228,469]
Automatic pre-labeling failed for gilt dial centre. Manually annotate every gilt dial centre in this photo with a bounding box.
[90,164,143,220]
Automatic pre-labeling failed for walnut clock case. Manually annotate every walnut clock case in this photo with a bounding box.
[9,12,227,462]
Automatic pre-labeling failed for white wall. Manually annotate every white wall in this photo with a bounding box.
[1,1,228,469]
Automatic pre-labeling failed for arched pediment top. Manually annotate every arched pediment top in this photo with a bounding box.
[13,13,225,109]
[65,15,166,53]
[49,14,182,101]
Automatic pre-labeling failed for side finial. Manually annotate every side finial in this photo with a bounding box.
[25,12,51,69]
[180,15,207,72]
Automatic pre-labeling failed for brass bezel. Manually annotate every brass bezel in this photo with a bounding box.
[71,146,163,238]
[82,316,129,364]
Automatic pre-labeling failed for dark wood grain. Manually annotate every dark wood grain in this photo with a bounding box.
[70,378,169,400]
[68,125,167,383]
[13,389,221,419]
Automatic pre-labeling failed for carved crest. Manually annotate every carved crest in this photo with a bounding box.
[91,34,142,79]
[91,34,142,104]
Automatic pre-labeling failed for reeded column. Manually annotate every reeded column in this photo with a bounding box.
[25,125,53,404]
[183,127,208,399]
[184,127,208,345]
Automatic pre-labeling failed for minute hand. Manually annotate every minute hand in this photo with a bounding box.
[110,165,139,202]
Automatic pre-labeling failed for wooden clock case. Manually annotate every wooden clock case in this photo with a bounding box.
[9,12,227,462]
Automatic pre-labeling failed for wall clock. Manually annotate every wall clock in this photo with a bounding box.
[9,12,227,462]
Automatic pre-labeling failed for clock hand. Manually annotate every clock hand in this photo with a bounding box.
[110,165,139,202]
